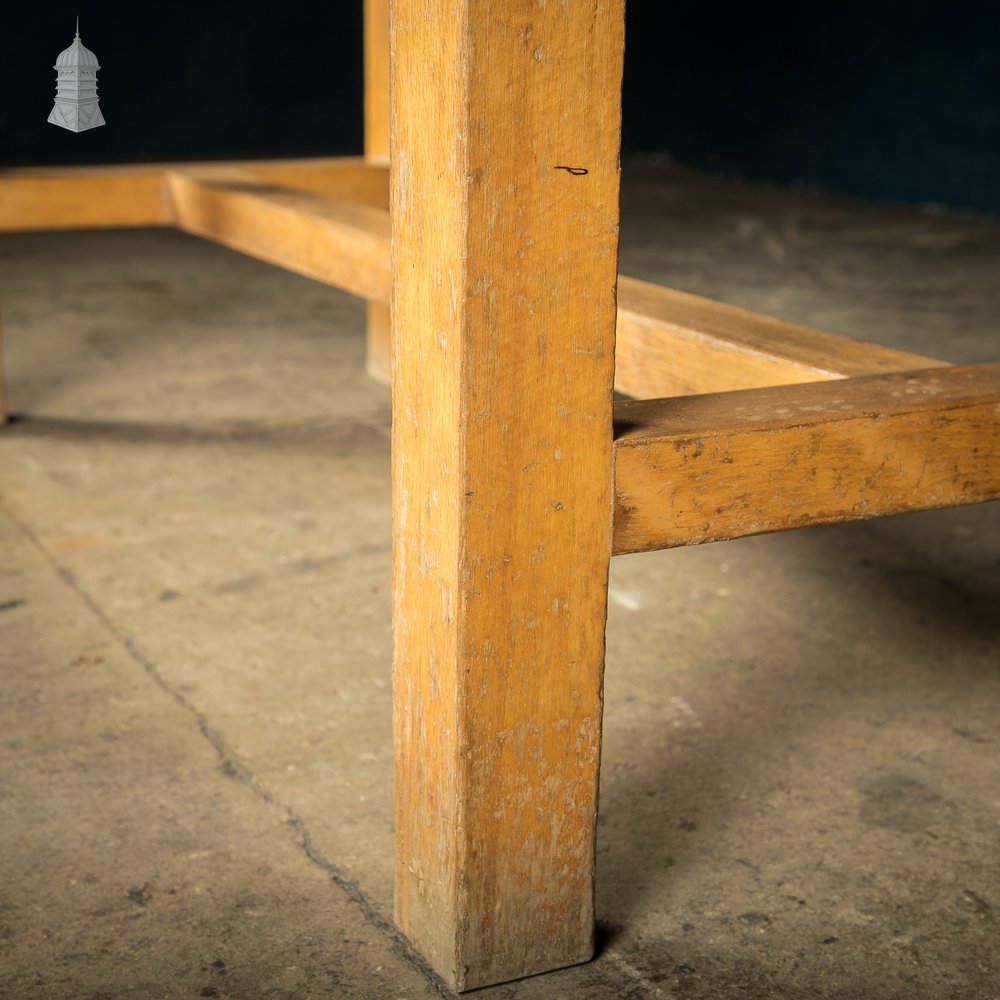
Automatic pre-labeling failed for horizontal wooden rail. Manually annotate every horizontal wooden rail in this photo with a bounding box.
[0,157,388,232]
[160,173,943,397]
[612,364,1000,555]
[614,276,946,397]
[238,159,389,209]
[166,169,391,303]
[1,156,947,397]
[0,162,175,230]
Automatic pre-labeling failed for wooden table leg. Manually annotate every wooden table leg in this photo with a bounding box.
[0,308,7,424]
[364,303,392,384]
[390,1,625,990]
[363,0,392,384]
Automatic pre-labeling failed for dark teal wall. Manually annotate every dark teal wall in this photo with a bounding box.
[1,4,365,166]
[623,0,1000,213]
[3,2,998,214]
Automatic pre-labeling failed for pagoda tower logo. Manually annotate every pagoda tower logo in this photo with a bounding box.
[48,18,106,131]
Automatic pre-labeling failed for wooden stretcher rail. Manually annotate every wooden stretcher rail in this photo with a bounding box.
[615,276,946,397]
[166,169,391,304]
[159,171,945,397]
[0,163,175,230]
[0,159,945,397]
[0,157,389,231]
[612,363,1000,555]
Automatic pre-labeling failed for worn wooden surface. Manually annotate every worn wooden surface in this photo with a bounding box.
[613,364,1000,554]
[391,0,624,989]
[166,169,391,303]
[364,0,393,385]
[615,276,946,398]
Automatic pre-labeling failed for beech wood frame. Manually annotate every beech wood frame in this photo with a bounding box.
[1,1,997,991]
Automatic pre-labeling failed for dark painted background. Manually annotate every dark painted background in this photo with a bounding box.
[3,2,999,213]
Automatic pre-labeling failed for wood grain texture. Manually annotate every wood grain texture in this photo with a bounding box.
[391,0,624,989]
[613,364,1000,555]
[166,169,391,303]
[615,276,946,398]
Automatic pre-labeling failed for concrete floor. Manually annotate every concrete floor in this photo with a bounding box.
[1,160,998,999]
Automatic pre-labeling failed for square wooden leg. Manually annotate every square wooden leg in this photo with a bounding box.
[364,0,391,385]
[390,1,625,990]
[0,311,7,424]
[365,302,392,384]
